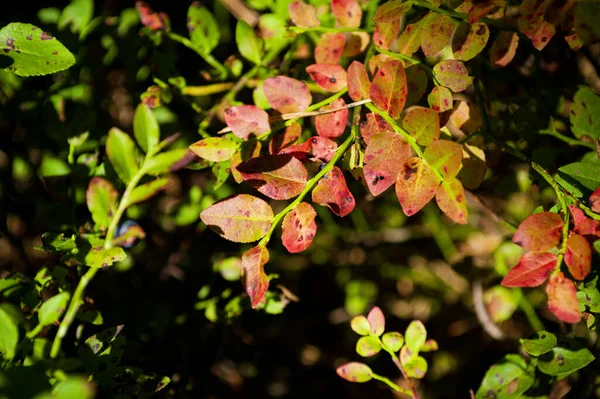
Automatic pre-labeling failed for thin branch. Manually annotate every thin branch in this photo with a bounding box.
[472,280,506,340]
[538,128,594,149]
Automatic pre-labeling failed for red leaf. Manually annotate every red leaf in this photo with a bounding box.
[373,0,413,23]
[200,194,274,243]
[423,139,462,180]
[364,131,411,196]
[278,140,312,160]
[310,136,338,162]
[332,0,362,28]
[237,154,308,200]
[373,20,400,50]
[270,122,301,154]
[489,31,519,67]
[306,64,348,92]
[546,272,581,324]
[512,212,563,252]
[315,33,346,65]
[433,60,474,93]
[590,187,600,213]
[264,76,312,113]
[501,252,557,287]
[369,60,408,119]
[360,113,392,145]
[436,179,468,224]
[315,98,348,139]
[427,86,453,112]
[347,61,371,102]
[242,245,270,308]
[421,13,456,57]
[288,0,320,28]
[281,202,317,253]
[396,157,440,216]
[224,105,270,140]
[367,307,385,336]
[569,205,600,237]
[397,20,423,57]
[312,166,355,217]
[190,136,237,162]
[405,65,429,108]
[565,234,592,280]
[136,1,167,31]
[518,0,556,51]
[403,107,440,146]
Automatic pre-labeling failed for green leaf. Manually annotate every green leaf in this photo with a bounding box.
[106,128,140,184]
[41,232,77,253]
[127,177,170,206]
[79,241,126,268]
[350,315,371,335]
[475,354,534,399]
[38,291,71,327]
[405,320,427,353]
[144,149,191,175]
[404,355,428,379]
[187,2,219,55]
[0,23,76,76]
[52,377,95,399]
[57,0,94,35]
[133,103,160,153]
[520,331,557,356]
[570,87,600,139]
[556,161,600,198]
[39,154,70,177]
[382,331,404,352]
[537,340,595,379]
[577,272,600,312]
[336,362,373,383]
[236,21,262,65]
[86,177,118,229]
[356,335,382,357]
[0,303,24,359]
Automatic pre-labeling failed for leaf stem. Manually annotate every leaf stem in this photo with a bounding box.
[166,32,229,80]
[538,128,595,149]
[381,342,420,399]
[371,372,408,394]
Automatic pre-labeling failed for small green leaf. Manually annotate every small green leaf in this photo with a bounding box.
[57,0,94,35]
[52,377,95,399]
[537,341,595,379]
[38,291,71,327]
[556,162,600,198]
[86,177,118,229]
[133,103,160,153]
[236,21,262,65]
[127,177,170,206]
[382,331,404,352]
[404,355,428,379]
[0,303,24,359]
[356,335,382,357]
[520,330,557,356]
[106,128,140,184]
[80,242,126,268]
[336,362,373,383]
[350,315,371,335]
[187,2,219,55]
[0,23,76,76]
[570,87,600,139]
[475,354,534,399]
[405,320,427,353]
[190,136,238,163]
[144,149,192,176]
[41,232,77,253]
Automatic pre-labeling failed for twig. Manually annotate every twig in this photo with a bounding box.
[538,128,594,149]
[472,280,506,340]
[219,0,259,26]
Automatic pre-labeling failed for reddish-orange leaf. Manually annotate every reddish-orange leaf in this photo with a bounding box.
[368,54,391,76]
[369,60,408,119]
[231,141,262,183]
[278,140,312,161]
[288,0,320,28]
[569,205,600,237]
[343,32,370,57]
[306,64,348,92]
[315,98,348,139]
[436,179,468,224]
[518,0,556,51]
[433,60,474,93]
[396,157,440,216]
[452,22,490,61]
[270,122,301,154]
[224,105,270,140]
[200,194,274,243]
[373,0,413,23]
[421,13,456,57]
[512,212,563,252]
[489,31,519,67]
[312,166,355,217]
[347,61,371,102]
[237,154,308,200]
[281,202,317,253]
[190,136,237,162]
[405,65,429,108]
[590,187,600,213]
[457,144,486,190]
[428,86,453,112]
[264,76,312,113]
[373,20,400,50]
[423,140,462,180]
[310,136,338,162]
[546,272,581,324]
[565,234,592,280]
[468,0,505,23]
[364,131,411,196]
[397,20,423,57]
[315,33,346,65]
[242,245,270,308]
[332,0,362,28]
[501,252,557,287]
[360,113,392,145]
[136,1,167,31]
[403,107,440,146]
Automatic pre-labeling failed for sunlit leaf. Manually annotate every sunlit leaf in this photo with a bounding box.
[403,107,440,146]
[38,291,70,327]
[405,320,426,352]
[421,339,438,352]
[356,335,382,357]
[127,177,170,206]
[0,304,23,359]
[397,19,423,57]
[484,285,519,323]
[86,177,118,229]
[367,306,385,336]
[368,53,391,76]
[187,2,219,55]
[373,20,400,50]
[569,205,600,237]
[306,64,347,92]
[537,341,595,378]
[237,154,308,200]
[315,98,348,139]
[436,178,468,224]
[404,355,428,379]
[396,157,440,216]
[145,149,194,176]
[421,13,456,57]
[364,130,411,196]
[236,20,262,65]
[512,212,563,252]
[106,128,140,184]
[590,187,600,212]
[424,140,462,180]
[133,103,159,153]
[264,76,312,113]
[224,105,270,140]
[336,362,373,383]
[489,31,519,67]
[242,245,270,308]
[351,315,371,336]
[433,60,474,93]
[312,166,355,217]
[310,136,338,162]
[360,112,392,145]
[546,272,581,324]
[315,33,346,65]
[281,202,317,253]
[452,22,489,61]
[373,1,413,23]
[468,0,505,23]
[190,136,237,162]
[288,0,320,28]
[382,332,404,352]
[501,252,557,287]
[565,234,592,280]
[428,86,453,112]
[520,330,557,356]
[347,61,371,102]
[332,0,362,28]
[369,60,407,119]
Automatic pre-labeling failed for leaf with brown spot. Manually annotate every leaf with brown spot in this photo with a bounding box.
[315,33,346,65]
[489,31,519,67]
[231,141,262,183]
[452,21,490,61]
[565,234,591,280]
[518,0,556,51]
[501,252,557,287]
[242,245,270,308]
[405,65,429,108]
[306,64,348,92]
[397,19,424,57]
[427,86,453,112]
[367,54,391,76]
[433,60,474,93]
[200,194,274,243]
[369,60,407,119]
[569,205,600,237]
[367,306,385,337]
[364,131,411,196]
[347,61,371,102]
[512,212,563,252]
[278,140,312,161]
[468,0,505,23]
[281,202,317,253]
[343,32,370,57]
[360,112,392,145]
[237,154,308,200]
[190,136,237,162]
[403,107,440,146]
[546,272,581,324]
[436,178,468,224]
[136,2,167,31]
[270,122,301,154]
[224,105,270,140]
[311,136,338,162]
[373,0,413,23]
[420,13,456,57]
[312,166,355,217]
[396,157,440,216]
[263,76,312,113]
[424,139,462,180]
[457,144,486,190]
[332,0,363,28]
[86,177,118,229]
[373,20,400,50]
[336,362,373,383]
[288,0,320,28]
[315,98,348,139]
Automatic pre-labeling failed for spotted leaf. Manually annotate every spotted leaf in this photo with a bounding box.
[421,13,456,57]
[489,31,519,67]
[369,60,407,119]
[347,61,371,101]
[237,155,308,200]
[312,166,355,217]
[436,178,468,224]
[315,33,346,64]
[512,212,563,252]
[423,139,462,180]
[315,98,348,139]
[281,202,317,253]
[264,76,312,113]
[190,136,237,162]
[396,157,440,216]
[427,86,453,112]
[364,130,411,196]
[288,0,320,28]
[360,113,392,145]
[501,252,557,287]
[373,20,400,50]
[565,234,591,280]
[403,107,440,146]
[332,0,362,28]
[242,245,270,308]
[433,60,474,92]
[224,105,270,140]
[336,362,373,383]
[546,272,581,324]
[373,1,413,23]
[306,64,347,92]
